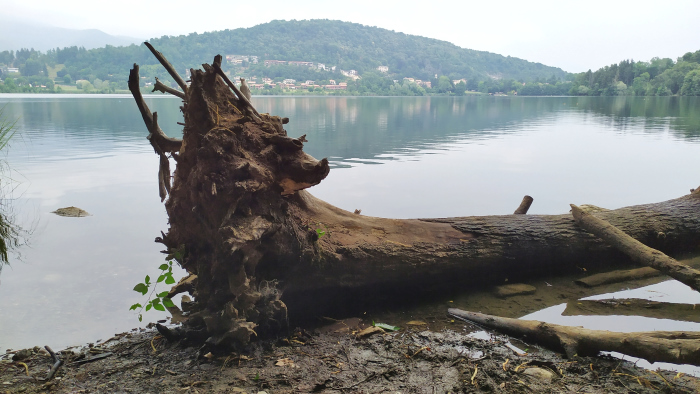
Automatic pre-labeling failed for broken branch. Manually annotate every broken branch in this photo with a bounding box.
[128,65,183,154]
[514,195,534,214]
[144,42,188,95]
[448,308,700,366]
[571,204,700,292]
[212,60,261,119]
[152,77,186,99]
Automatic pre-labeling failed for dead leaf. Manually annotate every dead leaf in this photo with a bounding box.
[356,326,384,338]
[405,321,427,326]
[275,358,295,367]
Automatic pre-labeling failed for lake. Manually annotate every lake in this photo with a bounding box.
[1,94,699,367]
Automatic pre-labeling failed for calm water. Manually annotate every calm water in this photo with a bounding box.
[0,94,699,354]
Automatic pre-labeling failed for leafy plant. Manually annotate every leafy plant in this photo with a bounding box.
[129,259,177,322]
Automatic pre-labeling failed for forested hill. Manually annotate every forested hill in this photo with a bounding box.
[0,19,568,94]
[146,19,567,81]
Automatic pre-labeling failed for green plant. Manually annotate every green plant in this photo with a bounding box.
[315,223,328,238]
[129,259,177,322]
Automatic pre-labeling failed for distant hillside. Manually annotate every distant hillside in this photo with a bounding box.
[146,19,566,82]
[0,17,142,51]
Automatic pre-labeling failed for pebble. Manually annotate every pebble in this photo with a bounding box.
[522,367,554,382]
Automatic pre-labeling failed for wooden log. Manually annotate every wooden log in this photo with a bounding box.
[448,308,700,366]
[563,299,700,323]
[571,204,700,292]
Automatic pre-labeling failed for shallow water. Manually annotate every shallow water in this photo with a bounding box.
[0,94,699,355]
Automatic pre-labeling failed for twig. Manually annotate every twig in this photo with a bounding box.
[44,346,63,381]
[153,77,186,99]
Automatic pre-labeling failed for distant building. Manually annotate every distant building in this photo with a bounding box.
[377,66,388,73]
[264,60,287,66]
[288,61,314,67]
[283,79,296,84]
[6,67,19,73]
[329,80,337,85]
[317,63,326,70]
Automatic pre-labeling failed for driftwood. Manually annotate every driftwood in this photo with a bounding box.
[575,267,660,287]
[563,299,700,323]
[571,204,700,292]
[448,308,700,366]
[128,44,700,347]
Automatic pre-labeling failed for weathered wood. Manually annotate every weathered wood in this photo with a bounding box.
[575,267,660,287]
[144,42,188,95]
[513,195,533,214]
[448,308,700,366]
[571,203,700,292]
[212,60,261,119]
[563,299,700,323]
[153,77,186,99]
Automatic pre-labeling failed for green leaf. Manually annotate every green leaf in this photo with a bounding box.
[146,304,152,311]
[138,314,143,322]
[153,303,166,311]
[152,298,161,305]
[316,228,326,238]
[158,264,169,271]
[157,274,165,283]
[165,273,176,285]
[162,297,175,308]
[373,322,400,331]
[145,275,151,285]
[133,283,148,295]
[129,303,142,311]
[157,291,169,298]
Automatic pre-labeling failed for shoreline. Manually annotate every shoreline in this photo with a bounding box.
[2,320,700,393]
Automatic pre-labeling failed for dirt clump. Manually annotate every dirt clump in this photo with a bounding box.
[2,320,699,393]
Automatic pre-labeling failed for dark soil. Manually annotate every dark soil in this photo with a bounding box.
[3,318,699,393]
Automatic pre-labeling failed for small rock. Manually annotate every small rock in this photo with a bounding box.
[51,206,90,217]
[494,283,536,297]
[522,367,554,382]
[11,349,31,361]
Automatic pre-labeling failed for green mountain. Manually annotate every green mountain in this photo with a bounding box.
[146,19,567,82]
[0,19,568,93]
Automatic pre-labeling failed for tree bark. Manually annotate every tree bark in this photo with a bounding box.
[448,308,700,366]
[130,45,700,347]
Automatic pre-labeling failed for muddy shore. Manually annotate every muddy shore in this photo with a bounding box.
[3,316,700,393]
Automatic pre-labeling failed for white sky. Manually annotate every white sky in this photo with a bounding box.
[3,0,699,73]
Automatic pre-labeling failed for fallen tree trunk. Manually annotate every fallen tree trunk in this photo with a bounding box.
[448,308,700,366]
[130,45,700,347]
[571,204,700,292]
[563,299,700,323]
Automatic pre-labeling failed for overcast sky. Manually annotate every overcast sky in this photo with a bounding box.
[4,0,699,73]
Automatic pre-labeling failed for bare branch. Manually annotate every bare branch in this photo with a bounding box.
[144,42,188,95]
[128,64,183,154]
[152,77,186,99]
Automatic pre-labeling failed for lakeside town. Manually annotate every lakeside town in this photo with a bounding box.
[219,54,433,92]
